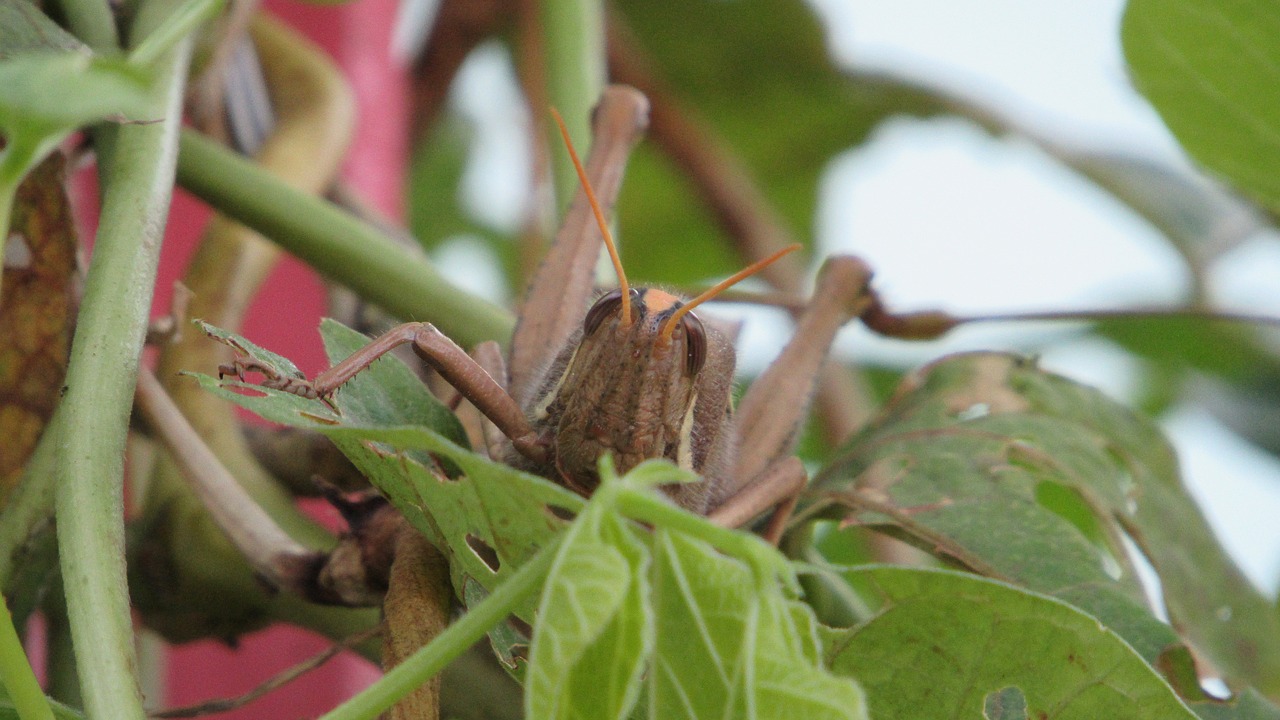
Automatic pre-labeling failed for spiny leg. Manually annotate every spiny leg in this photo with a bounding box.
[228,322,545,464]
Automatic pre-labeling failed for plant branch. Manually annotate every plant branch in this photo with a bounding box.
[540,0,604,211]
[317,537,560,720]
[175,129,514,349]
[53,3,193,717]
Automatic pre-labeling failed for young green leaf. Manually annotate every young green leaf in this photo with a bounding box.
[649,530,866,720]
[829,566,1196,720]
[526,501,652,720]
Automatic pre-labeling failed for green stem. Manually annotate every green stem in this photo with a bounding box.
[175,130,513,349]
[126,0,223,67]
[318,538,560,720]
[0,594,55,720]
[54,3,193,716]
[541,0,605,212]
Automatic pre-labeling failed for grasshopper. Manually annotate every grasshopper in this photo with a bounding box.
[221,86,880,540]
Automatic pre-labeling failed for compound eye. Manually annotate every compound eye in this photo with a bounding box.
[681,311,706,376]
[584,290,626,335]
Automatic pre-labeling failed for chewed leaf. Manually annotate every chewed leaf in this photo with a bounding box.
[830,566,1196,720]
[815,352,1280,694]
[193,322,582,623]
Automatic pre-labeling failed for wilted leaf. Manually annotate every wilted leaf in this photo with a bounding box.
[814,352,1280,694]
[1122,0,1280,212]
[0,154,75,502]
[829,566,1196,720]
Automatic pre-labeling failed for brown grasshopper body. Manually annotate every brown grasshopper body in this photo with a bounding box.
[221,85,874,536]
[513,285,737,513]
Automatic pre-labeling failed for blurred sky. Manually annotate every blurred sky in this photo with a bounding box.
[443,0,1280,593]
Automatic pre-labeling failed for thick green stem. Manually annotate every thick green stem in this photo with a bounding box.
[175,131,513,349]
[318,538,559,720]
[541,0,605,212]
[53,3,192,717]
[0,594,54,720]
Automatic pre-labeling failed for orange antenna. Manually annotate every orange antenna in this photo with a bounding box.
[551,107,632,327]
[660,244,803,344]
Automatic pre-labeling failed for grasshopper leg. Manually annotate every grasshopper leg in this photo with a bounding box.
[239,322,546,465]
[708,456,806,544]
[730,256,875,487]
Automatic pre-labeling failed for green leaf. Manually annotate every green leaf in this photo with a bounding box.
[649,530,866,720]
[0,53,152,134]
[815,352,1280,693]
[191,320,584,624]
[0,51,154,220]
[0,0,85,57]
[526,503,652,720]
[1122,0,1280,212]
[830,566,1196,720]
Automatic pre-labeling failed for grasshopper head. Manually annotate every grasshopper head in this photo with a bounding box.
[544,286,722,498]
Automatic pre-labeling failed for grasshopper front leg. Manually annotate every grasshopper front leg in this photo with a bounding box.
[223,322,546,464]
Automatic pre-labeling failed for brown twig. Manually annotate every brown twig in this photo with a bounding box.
[150,623,383,718]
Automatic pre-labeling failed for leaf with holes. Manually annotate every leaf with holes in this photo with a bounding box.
[828,566,1195,720]
[191,320,584,623]
[812,352,1280,696]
